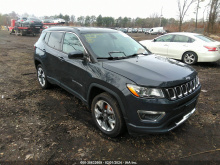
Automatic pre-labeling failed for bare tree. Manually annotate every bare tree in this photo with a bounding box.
[195,0,205,29]
[177,0,196,31]
[207,0,220,33]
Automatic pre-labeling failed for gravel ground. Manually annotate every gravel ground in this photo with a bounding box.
[0,30,220,164]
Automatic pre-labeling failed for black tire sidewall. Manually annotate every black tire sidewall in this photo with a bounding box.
[91,93,124,137]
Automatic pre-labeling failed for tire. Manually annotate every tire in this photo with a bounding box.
[182,51,198,65]
[21,30,26,36]
[37,64,51,89]
[91,92,125,137]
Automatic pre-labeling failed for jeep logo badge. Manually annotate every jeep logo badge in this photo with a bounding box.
[186,77,190,80]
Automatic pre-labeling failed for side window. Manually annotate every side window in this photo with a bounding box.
[63,33,84,54]
[190,38,195,43]
[44,32,50,44]
[155,35,173,42]
[39,31,46,41]
[173,35,190,43]
[47,32,63,50]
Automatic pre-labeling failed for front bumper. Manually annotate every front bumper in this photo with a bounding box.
[123,86,201,135]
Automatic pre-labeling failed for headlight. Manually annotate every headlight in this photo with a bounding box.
[127,84,164,98]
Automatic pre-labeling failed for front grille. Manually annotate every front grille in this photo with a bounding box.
[166,76,200,100]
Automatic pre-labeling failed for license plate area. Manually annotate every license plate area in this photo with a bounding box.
[184,100,196,114]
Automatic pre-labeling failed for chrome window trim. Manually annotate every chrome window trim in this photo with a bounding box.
[44,30,90,62]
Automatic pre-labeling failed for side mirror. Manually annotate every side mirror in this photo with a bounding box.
[153,39,156,42]
[68,50,84,59]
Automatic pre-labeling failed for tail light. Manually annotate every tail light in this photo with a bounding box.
[204,46,218,51]
[21,20,24,22]
[31,21,34,23]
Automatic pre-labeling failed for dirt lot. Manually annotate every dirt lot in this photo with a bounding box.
[0,30,220,164]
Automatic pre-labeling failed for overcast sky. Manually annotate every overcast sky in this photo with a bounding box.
[0,0,209,20]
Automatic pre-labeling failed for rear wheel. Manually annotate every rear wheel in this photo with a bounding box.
[37,64,51,89]
[182,51,198,65]
[91,93,125,137]
[21,30,26,36]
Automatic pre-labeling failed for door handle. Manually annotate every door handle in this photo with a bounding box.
[58,56,65,61]
[164,44,168,46]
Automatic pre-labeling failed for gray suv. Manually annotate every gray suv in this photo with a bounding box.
[34,27,201,137]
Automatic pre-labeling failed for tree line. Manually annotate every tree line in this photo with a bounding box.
[0,0,219,33]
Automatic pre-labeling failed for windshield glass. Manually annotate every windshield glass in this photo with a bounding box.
[195,35,216,42]
[82,31,148,58]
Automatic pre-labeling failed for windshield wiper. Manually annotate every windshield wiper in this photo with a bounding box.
[127,52,148,58]
[97,56,126,60]
[97,51,127,60]
[108,51,126,56]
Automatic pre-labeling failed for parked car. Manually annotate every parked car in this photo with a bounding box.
[53,18,65,24]
[144,28,151,34]
[142,28,147,33]
[22,17,43,28]
[15,17,27,26]
[139,32,220,64]
[132,28,138,33]
[42,19,54,23]
[158,29,167,35]
[128,28,132,33]
[123,28,128,33]
[146,27,164,35]
[34,27,201,137]
[138,28,142,33]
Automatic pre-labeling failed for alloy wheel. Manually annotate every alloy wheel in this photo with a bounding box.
[183,53,196,64]
[94,100,116,131]
[37,67,46,87]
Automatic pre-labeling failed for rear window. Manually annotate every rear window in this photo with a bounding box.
[195,35,216,42]
[173,35,194,43]
[28,18,41,21]
[47,32,63,50]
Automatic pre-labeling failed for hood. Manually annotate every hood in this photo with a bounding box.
[103,55,196,87]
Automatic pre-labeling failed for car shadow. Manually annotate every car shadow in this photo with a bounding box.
[193,61,220,68]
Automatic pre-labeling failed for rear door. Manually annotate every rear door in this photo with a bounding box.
[168,35,194,59]
[44,31,64,82]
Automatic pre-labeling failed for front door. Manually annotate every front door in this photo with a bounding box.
[149,34,174,57]
[59,32,90,100]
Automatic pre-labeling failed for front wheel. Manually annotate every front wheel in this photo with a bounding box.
[91,93,125,137]
[182,52,198,65]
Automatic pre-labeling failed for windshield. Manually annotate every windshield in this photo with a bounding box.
[195,35,216,43]
[82,31,148,58]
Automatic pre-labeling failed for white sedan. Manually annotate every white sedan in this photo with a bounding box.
[139,32,220,64]
[53,18,65,24]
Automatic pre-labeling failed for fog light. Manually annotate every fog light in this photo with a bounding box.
[137,110,165,122]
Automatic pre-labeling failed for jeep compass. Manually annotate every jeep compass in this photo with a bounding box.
[34,27,201,137]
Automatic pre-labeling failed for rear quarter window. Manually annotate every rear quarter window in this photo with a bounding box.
[47,32,63,50]
[44,32,50,44]
[173,35,190,43]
